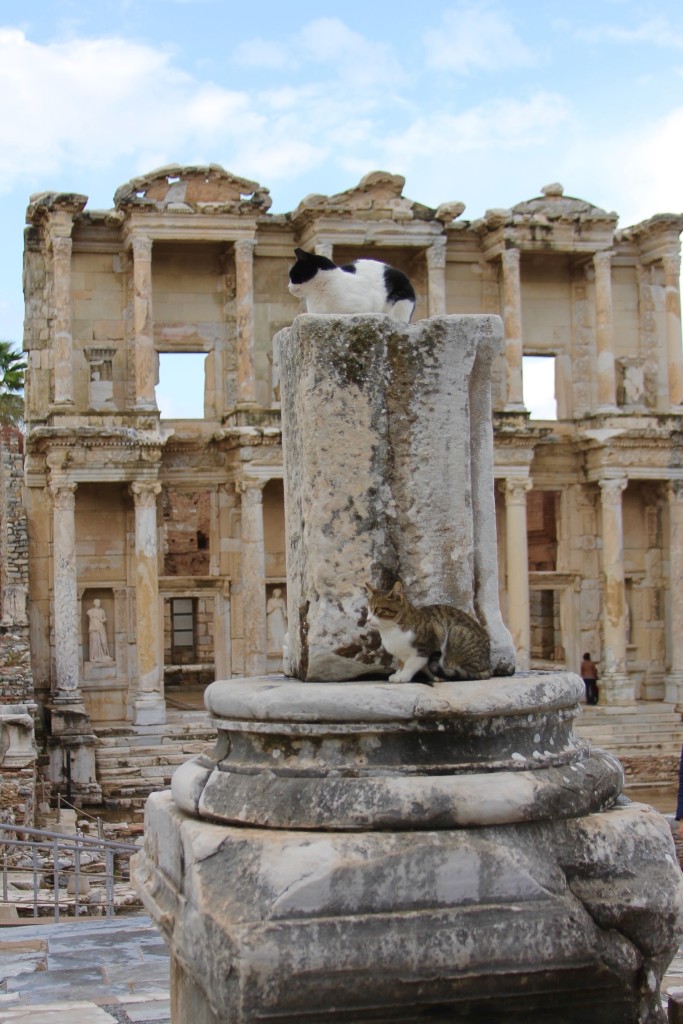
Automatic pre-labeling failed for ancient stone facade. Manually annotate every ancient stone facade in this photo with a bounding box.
[18,166,683,778]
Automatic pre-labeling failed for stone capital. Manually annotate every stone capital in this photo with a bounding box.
[131,235,153,262]
[49,481,77,510]
[503,477,532,505]
[426,238,447,270]
[237,479,265,509]
[234,238,256,261]
[593,249,615,267]
[501,247,521,274]
[663,252,681,282]
[129,480,162,508]
[50,234,73,261]
[598,477,628,504]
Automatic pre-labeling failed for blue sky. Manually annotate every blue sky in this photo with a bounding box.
[1,0,682,416]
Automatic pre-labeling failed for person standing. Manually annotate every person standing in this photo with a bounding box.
[580,652,599,706]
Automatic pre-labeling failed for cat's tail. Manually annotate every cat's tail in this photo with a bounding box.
[428,654,491,682]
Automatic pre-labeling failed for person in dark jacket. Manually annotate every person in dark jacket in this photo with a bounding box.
[580,652,599,706]
[676,746,683,838]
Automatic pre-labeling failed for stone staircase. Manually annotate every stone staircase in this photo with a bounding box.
[93,710,216,814]
[572,701,683,788]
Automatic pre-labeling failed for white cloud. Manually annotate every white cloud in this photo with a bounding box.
[423,3,537,74]
[0,29,252,192]
[233,37,291,70]
[575,17,683,50]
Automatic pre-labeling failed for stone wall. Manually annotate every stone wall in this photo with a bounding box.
[0,427,33,704]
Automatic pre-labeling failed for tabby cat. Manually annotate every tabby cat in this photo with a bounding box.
[365,580,491,683]
[288,248,416,323]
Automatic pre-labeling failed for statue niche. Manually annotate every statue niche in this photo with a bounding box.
[82,590,115,676]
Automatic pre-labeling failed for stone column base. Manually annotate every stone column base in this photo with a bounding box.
[599,673,636,705]
[133,693,166,726]
[132,673,683,1023]
[665,672,683,707]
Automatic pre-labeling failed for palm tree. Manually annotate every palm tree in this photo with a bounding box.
[0,341,27,428]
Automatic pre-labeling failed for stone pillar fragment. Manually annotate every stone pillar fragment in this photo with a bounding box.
[279,313,515,681]
[239,480,267,677]
[427,239,446,317]
[593,251,618,412]
[503,478,532,670]
[130,481,165,724]
[666,481,683,705]
[598,477,633,703]
[235,239,257,406]
[501,248,525,410]
[663,252,683,407]
[50,482,80,696]
[132,235,157,410]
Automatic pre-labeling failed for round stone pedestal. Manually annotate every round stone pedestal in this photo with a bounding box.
[132,672,683,1024]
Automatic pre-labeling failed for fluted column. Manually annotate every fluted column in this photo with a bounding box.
[132,235,157,410]
[235,239,257,407]
[593,251,618,412]
[427,238,447,317]
[51,233,75,406]
[598,477,633,703]
[503,477,532,668]
[501,249,525,410]
[666,481,683,704]
[50,481,81,698]
[130,481,165,724]
[663,252,683,407]
[239,479,267,676]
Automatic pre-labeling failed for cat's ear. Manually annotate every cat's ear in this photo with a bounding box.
[294,248,309,261]
[364,581,375,595]
[389,580,404,598]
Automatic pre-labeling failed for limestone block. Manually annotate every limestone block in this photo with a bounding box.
[279,313,515,681]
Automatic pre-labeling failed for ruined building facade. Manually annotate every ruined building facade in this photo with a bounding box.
[17,166,683,793]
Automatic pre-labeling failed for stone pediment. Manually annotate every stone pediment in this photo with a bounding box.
[113,164,272,215]
[481,183,617,231]
[512,183,616,220]
[291,170,455,227]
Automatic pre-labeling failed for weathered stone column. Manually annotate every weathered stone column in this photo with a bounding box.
[593,251,618,413]
[503,477,531,669]
[50,481,80,697]
[598,477,633,703]
[235,239,257,407]
[427,238,447,317]
[663,252,683,407]
[132,235,157,410]
[501,248,525,410]
[239,479,267,677]
[50,232,75,407]
[315,242,334,259]
[666,481,683,705]
[279,314,515,680]
[130,481,165,725]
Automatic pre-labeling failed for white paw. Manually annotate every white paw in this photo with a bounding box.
[389,670,412,683]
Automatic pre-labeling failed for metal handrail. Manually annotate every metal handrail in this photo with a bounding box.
[0,822,139,922]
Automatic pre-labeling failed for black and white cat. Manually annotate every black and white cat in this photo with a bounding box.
[288,248,416,323]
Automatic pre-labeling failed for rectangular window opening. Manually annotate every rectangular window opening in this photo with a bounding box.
[523,355,557,421]
[156,352,206,419]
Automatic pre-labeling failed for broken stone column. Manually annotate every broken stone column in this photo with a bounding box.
[279,313,515,681]
[133,313,683,1024]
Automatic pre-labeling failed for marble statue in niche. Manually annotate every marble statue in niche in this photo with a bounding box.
[87,599,112,662]
[266,587,288,654]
